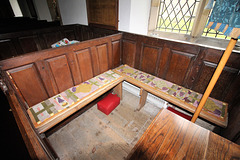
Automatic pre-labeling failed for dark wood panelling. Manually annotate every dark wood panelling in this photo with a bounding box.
[157,46,171,78]
[18,35,41,53]
[46,55,74,93]
[140,45,161,75]
[122,40,136,67]
[112,40,121,68]
[165,50,195,85]
[0,39,18,59]
[75,48,94,82]
[7,64,48,106]
[97,44,109,73]
[121,33,240,110]
[42,31,62,48]
[0,24,118,60]
[193,61,239,101]
[63,30,77,41]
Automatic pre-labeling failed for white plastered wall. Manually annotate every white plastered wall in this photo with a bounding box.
[58,0,88,25]
[57,0,151,35]
[128,0,151,35]
[33,0,52,21]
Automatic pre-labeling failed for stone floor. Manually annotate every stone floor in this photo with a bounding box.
[48,90,161,160]
[48,88,216,159]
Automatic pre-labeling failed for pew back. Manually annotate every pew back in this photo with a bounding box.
[0,33,122,109]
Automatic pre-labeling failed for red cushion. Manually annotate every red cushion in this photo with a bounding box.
[97,93,120,115]
[167,107,192,121]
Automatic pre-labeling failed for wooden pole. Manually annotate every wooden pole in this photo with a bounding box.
[191,38,238,123]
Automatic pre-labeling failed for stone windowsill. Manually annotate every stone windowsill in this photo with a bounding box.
[148,30,240,53]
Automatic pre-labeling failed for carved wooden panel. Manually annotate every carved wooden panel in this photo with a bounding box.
[46,55,74,93]
[193,61,239,101]
[42,31,62,48]
[87,0,118,30]
[140,45,162,75]
[90,46,100,76]
[157,47,171,78]
[75,48,94,82]
[112,40,121,68]
[122,40,136,67]
[0,39,18,59]
[7,64,48,107]
[18,35,41,53]
[97,44,109,73]
[165,50,195,85]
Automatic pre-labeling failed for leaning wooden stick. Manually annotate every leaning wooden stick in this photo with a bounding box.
[191,38,238,123]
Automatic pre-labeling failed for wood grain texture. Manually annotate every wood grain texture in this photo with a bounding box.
[75,48,94,82]
[114,68,227,127]
[121,33,240,107]
[140,45,161,75]
[97,44,109,73]
[87,0,118,30]
[46,55,74,93]
[7,64,49,107]
[112,40,121,68]
[128,109,240,160]
[165,50,195,85]
[122,40,136,67]
[137,88,148,111]
[0,33,122,108]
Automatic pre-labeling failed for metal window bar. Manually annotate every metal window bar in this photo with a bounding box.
[156,0,200,34]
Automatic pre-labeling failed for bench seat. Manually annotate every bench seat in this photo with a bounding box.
[27,70,124,133]
[113,65,228,127]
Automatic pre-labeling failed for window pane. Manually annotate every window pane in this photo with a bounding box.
[156,0,200,34]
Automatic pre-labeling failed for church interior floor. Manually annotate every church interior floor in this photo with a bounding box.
[48,88,217,159]
[48,89,161,160]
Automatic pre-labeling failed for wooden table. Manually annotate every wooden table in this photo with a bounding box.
[128,109,240,160]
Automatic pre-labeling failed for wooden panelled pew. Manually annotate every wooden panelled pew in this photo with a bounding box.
[0,33,122,159]
[0,25,240,158]
[0,24,118,60]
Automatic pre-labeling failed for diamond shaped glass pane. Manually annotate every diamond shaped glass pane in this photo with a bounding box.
[157,0,200,34]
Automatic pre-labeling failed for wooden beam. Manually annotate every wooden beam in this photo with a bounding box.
[148,0,161,32]
[191,0,211,38]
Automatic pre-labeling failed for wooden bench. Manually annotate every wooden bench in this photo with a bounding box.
[27,70,124,133]
[113,64,228,127]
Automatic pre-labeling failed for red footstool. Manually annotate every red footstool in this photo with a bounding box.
[97,93,120,115]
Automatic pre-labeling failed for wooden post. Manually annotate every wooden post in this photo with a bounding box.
[191,0,210,38]
[136,88,148,111]
[113,82,122,100]
[191,38,238,123]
